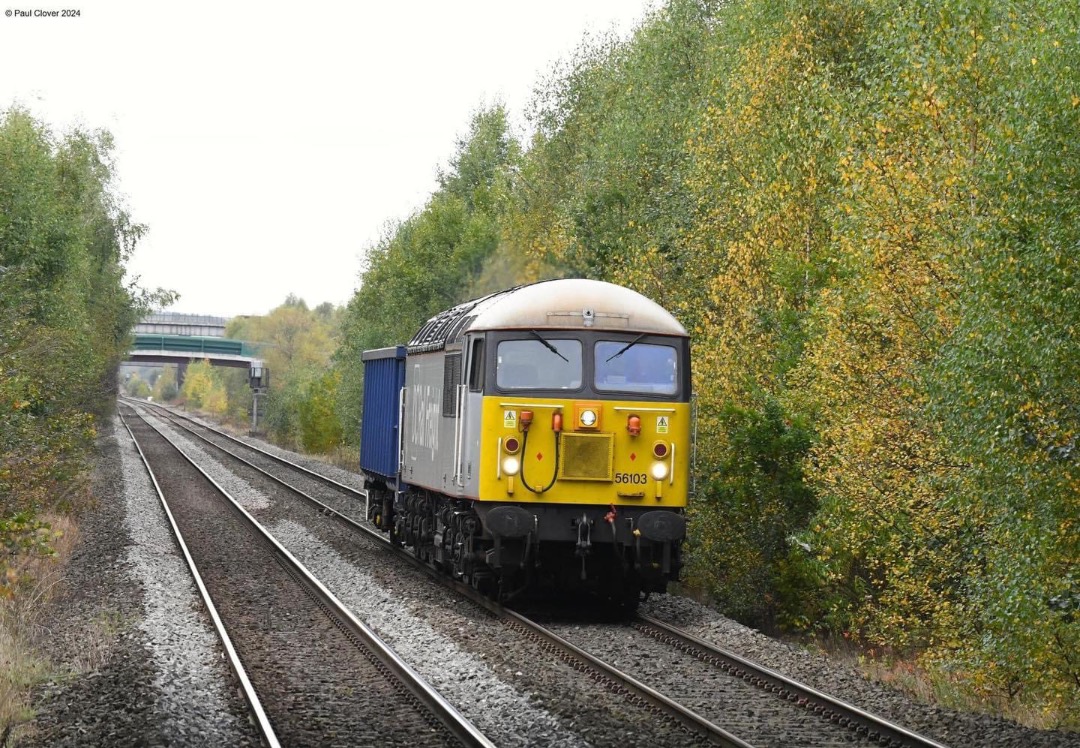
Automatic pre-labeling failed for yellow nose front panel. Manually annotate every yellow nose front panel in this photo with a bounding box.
[559,432,614,481]
[479,395,690,507]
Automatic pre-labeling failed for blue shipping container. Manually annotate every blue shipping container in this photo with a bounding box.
[360,346,407,486]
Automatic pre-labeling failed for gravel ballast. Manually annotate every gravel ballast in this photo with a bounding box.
[16,416,257,747]
[38,400,1074,747]
[641,595,1080,748]
[127,407,466,747]
[143,404,698,746]
[176,402,1080,748]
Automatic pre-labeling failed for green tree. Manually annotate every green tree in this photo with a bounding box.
[0,107,167,596]
[297,370,344,453]
[152,366,179,402]
[124,373,152,399]
[334,105,520,439]
[922,0,1080,710]
[228,297,342,447]
[180,359,227,415]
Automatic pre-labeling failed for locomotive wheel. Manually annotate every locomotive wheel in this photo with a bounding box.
[470,572,497,597]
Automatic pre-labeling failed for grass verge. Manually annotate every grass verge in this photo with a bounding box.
[0,515,78,745]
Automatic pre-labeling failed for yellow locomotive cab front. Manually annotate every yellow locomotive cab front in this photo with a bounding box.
[478,395,691,508]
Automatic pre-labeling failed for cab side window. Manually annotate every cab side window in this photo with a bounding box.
[468,339,485,392]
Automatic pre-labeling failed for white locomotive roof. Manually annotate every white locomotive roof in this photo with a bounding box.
[407,279,685,352]
[469,279,686,335]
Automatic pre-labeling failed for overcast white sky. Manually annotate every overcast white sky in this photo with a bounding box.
[0,0,656,317]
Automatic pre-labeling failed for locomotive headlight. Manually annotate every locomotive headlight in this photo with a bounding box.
[650,461,670,481]
[574,402,602,431]
[502,456,521,476]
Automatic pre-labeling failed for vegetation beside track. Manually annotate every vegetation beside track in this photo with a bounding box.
[0,108,172,739]
[324,0,1080,723]
[0,107,170,589]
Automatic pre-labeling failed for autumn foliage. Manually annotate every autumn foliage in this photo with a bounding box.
[0,109,164,594]
[336,0,1077,720]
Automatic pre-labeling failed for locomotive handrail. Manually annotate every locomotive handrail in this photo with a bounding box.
[453,384,467,487]
[670,442,676,486]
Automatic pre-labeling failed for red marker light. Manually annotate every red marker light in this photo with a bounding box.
[504,437,520,454]
[653,441,669,459]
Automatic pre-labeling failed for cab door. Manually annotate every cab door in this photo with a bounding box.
[456,334,486,496]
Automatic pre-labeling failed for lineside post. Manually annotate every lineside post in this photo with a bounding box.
[249,362,269,435]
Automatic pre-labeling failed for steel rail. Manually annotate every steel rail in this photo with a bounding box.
[498,607,756,748]
[123,397,365,498]
[123,405,496,748]
[132,399,940,748]
[126,402,751,747]
[127,401,381,541]
[118,410,281,748]
[635,615,950,748]
[347,525,755,747]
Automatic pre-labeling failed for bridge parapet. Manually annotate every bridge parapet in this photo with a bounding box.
[135,312,230,337]
[132,334,261,357]
[128,334,262,368]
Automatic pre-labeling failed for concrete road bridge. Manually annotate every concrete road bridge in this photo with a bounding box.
[125,313,269,425]
[126,313,263,383]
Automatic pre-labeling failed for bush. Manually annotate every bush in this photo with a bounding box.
[685,398,819,629]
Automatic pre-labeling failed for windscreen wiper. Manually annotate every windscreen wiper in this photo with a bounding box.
[606,333,647,362]
[529,330,569,362]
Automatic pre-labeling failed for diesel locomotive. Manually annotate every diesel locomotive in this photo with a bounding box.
[359,279,691,607]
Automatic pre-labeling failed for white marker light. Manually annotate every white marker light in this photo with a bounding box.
[650,462,670,481]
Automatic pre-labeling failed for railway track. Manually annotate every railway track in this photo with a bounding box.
[633,616,948,748]
[124,399,950,747]
[118,402,492,748]
[539,613,949,748]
